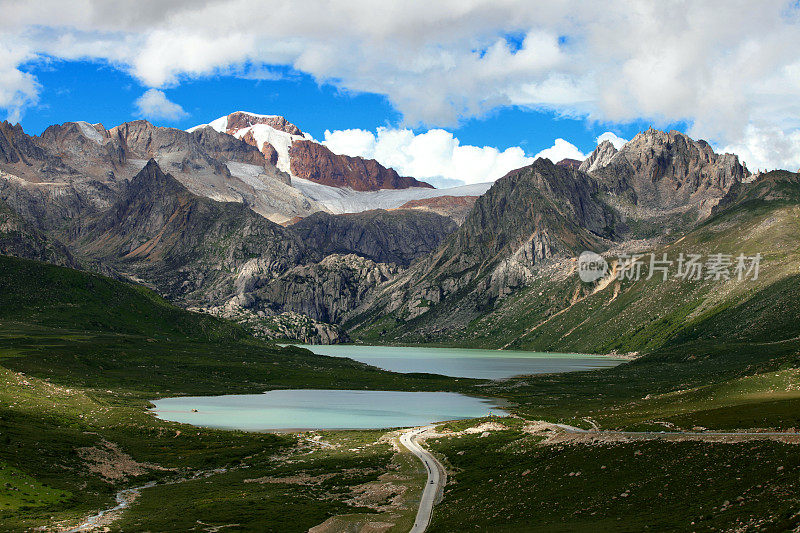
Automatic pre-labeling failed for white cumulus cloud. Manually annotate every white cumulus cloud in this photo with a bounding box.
[323,128,533,186]
[595,131,628,150]
[533,139,585,163]
[133,89,188,121]
[0,40,38,122]
[720,125,800,173]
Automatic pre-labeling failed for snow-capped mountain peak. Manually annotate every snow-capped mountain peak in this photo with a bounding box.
[189,111,309,174]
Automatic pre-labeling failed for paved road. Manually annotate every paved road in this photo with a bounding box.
[400,426,445,533]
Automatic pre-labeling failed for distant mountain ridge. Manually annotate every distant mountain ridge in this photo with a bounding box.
[0,118,769,347]
[0,114,462,227]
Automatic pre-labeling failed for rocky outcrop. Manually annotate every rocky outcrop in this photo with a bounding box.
[109,120,265,170]
[242,129,280,167]
[289,140,433,191]
[579,140,618,174]
[192,304,349,344]
[585,129,749,215]
[247,254,400,324]
[399,195,479,224]
[261,142,280,168]
[0,121,52,167]
[290,209,457,266]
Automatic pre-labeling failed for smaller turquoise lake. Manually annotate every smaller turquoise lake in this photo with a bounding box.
[151,389,507,431]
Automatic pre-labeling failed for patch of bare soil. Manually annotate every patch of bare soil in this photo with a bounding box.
[428,421,510,438]
[244,467,381,486]
[76,440,165,482]
[345,481,407,512]
[308,517,396,533]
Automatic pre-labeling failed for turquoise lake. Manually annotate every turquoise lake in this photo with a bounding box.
[293,344,625,380]
[151,389,507,431]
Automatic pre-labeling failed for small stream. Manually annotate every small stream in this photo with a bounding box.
[63,482,156,533]
[62,468,228,532]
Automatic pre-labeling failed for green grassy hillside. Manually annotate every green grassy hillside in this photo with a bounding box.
[0,254,243,340]
[427,423,800,532]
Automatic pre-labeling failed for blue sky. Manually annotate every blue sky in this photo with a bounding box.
[18,58,665,162]
[3,1,797,180]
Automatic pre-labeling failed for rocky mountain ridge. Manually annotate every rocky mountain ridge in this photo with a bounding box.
[346,134,755,343]
[1,115,455,226]
[0,120,764,345]
[289,139,433,191]
[344,159,619,332]
[583,129,750,218]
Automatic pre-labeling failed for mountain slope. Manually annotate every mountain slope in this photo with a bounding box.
[72,159,307,305]
[347,158,619,335]
[0,197,77,268]
[397,195,479,224]
[290,209,457,266]
[0,254,242,340]
[353,170,800,352]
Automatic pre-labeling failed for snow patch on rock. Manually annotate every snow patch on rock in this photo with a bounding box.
[75,121,104,144]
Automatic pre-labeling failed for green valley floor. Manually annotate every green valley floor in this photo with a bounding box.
[1,254,800,531]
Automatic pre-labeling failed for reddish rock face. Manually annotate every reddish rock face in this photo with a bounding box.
[289,140,433,191]
[399,195,477,210]
[399,195,478,224]
[224,112,303,136]
[261,142,280,167]
[556,158,583,169]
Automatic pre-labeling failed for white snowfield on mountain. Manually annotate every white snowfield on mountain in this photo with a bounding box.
[291,176,491,214]
[189,112,493,215]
